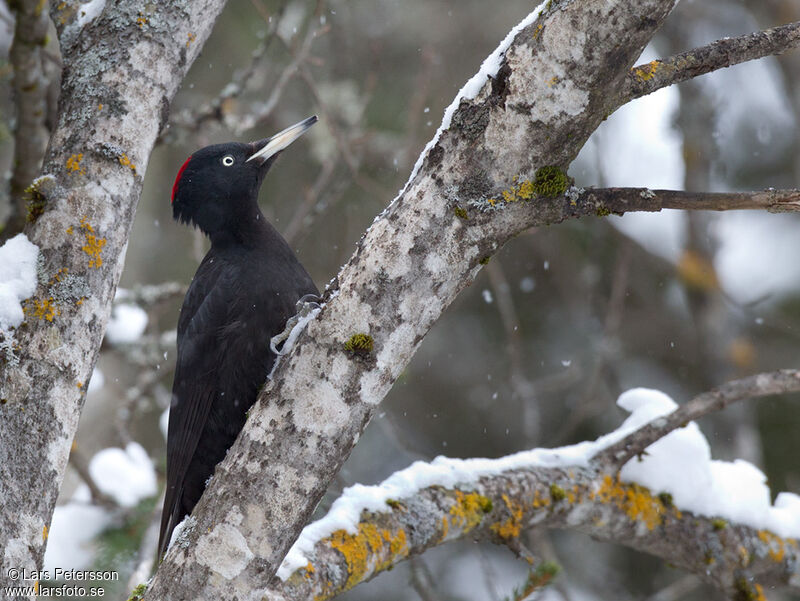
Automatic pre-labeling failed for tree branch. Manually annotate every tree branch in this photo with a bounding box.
[594,369,800,470]
[619,19,800,106]
[566,187,800,216]
[265,459,799,601]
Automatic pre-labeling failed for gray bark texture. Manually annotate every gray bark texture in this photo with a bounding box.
[0,0,225,592]
[146,0,692,598]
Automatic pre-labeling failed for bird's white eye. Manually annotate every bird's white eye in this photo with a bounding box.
[221,155,235,166]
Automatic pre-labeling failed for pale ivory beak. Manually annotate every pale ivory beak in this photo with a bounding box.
[246,115,318,163]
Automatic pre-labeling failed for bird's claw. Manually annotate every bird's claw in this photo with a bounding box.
[270,295,323,355]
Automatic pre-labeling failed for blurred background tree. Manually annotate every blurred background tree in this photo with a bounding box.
[2,0,798,599]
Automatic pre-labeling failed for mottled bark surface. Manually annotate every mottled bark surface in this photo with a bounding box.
[0,0,226,591]
[147,0,686,598]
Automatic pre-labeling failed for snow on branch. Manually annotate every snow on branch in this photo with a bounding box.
[618,19,800,107]
[596,369,800,470]
[267,387,800,601]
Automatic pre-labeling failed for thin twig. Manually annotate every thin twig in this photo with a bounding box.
[570,187,800,214]
[594,369,800,470]
[618,20,800,106]
[233,23,328,136]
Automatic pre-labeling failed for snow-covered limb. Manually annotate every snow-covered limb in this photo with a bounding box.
[265,389,800,601]
[618,19,800,107]
[147,2,800,598]
[0,0,226,590]
[596,369,800,470]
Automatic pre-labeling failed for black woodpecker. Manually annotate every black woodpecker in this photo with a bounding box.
[158,116,319,558]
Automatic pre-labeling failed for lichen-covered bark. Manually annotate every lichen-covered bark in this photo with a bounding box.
[0,1,226,592]
[265,465,800,601]
[147,1,685,598]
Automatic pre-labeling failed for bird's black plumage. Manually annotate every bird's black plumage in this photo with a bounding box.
[158,117,319,558]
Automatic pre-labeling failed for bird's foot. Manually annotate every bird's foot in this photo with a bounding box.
[269,295,323,356]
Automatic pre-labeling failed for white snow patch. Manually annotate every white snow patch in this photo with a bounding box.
[618,390,800,538]
[399,3,547,199]
[106,302,148,344]
[88,442,157,507]
[44,503,111,572]
[75,0,106,28]
[0,233,40,331]
[277,387,800,579]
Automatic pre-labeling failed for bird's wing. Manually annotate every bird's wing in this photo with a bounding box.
[158,257,233,557]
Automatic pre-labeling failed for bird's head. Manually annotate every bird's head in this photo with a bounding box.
[171,116,317,239]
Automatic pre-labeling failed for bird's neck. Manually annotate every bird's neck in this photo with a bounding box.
[208,206,272,250]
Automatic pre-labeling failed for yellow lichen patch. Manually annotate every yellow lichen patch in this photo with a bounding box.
[592,475,676,531]
[136,13,148,27]
[43,525,48,541]
[48,268,68,287]
[491,494,524,539]
[738,545,751,567]
[119,153,137,175]
[187,32,196,47]
[499,179,536,204]
[329,523,408,592]
[66,225,74,236]
[66,153,86,175]
[633,60,660,81]
[443,490,492,538]
[532,23,543,39]
[758,529,787,562]
[440,515,449,541]
[98,104,103,111]
[532,489,551,509]
[24,298,60,322]
[79,217,106,268]
[567,485,580,504]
